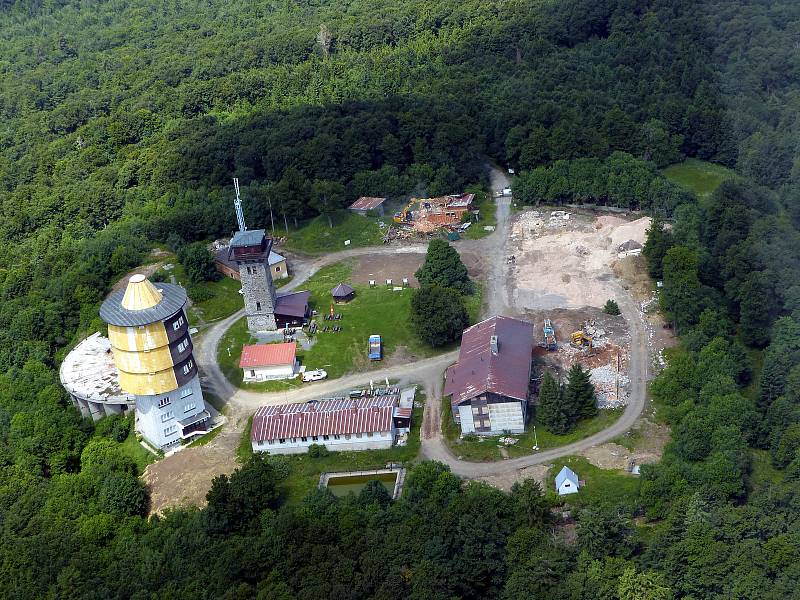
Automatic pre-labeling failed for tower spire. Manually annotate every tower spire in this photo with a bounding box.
[233,177,246,232]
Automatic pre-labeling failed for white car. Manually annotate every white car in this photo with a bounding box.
[302,369,327,382]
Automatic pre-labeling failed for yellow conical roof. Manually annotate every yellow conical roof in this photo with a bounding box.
[121,274,163,311]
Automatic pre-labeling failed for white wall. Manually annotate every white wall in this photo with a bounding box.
[252,429,394,454]
[488,401,525,434]
[243,362,297,382]
[458,405,476,434]
[136,376,206,450]
[558,480,579,495]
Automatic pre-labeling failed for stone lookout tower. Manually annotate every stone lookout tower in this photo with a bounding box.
[229,228,278,332]
[99,274,210,450]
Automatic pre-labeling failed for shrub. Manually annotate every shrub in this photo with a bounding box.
[604,299,621,315]
[308,444,330,458]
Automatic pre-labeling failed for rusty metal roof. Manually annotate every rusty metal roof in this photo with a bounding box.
[444,316,534,407]
[251,396,396,441]
[349,197,386,211]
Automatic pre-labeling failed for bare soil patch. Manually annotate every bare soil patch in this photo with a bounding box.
[349,250,484,288]
[143,415,246,515]
[351,253,423,287]
[507,209,651,310]
[474,464,549,492]
[111,253,169,293]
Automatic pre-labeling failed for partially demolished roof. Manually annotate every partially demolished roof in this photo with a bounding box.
[59,332,133,404]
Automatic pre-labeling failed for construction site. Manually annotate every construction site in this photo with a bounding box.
[502,210,653,410]
[392,193,476,233]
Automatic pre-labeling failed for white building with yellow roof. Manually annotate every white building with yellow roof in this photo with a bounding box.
[94,274,210,450]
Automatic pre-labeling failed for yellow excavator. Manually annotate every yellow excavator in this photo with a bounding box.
[393,199,415,224]
[571,330,593,350]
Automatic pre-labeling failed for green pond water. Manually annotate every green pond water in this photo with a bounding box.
[326,472,398,497]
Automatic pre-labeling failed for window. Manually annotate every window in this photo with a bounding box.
[250,369,256,377]
[158,397,171,408]
[184,402,196,413]
[164,424,177,436]
[356,433,362,439]
[182,360,193,375]
[256,301,262,312]
[161,411,174,423]
[172,316,184,331]
[472,406,479,415]
[276,266,281,272]
[345,434,351,440]
[177,338,189,353]
[311,436,318,441]
[334,434,340,440]
[367,432,373,438]
[279,438,286,444]
[323,435,330,440]
[180,387,193,399]
[301,436,307,442]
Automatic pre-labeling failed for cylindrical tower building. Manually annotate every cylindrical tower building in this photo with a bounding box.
[99,274,209,450]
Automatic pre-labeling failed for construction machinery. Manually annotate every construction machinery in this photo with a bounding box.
[571,329,593,350]
[393,199,415,224]
[541,319,557,351]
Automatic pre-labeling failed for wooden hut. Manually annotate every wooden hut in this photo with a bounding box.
[331,283,356,303]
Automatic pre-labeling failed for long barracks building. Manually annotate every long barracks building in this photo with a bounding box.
[99,274,210,450]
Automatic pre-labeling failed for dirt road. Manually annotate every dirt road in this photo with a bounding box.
[144,165,653,511]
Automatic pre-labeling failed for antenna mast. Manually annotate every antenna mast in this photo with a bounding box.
[233,178,246,232]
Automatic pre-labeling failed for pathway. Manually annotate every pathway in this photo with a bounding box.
[144,165,653,512]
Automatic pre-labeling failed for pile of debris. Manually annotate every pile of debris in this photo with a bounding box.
[590,364,630,408]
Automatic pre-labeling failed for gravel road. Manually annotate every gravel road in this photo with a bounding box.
[192,164,651,480]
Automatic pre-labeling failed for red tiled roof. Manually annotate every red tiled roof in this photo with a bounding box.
[251,397,396,441]
[349,196,386,211]
[239,342,296,368]
[444,316,534,407]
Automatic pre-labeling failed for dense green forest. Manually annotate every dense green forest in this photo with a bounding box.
[1,0,800,597]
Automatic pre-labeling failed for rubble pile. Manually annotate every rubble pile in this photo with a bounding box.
[590,364,630,408]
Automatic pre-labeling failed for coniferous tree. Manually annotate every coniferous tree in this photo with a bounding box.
[642,217,674,279]
[564,364,597,420]
[415,239,473,294]
[537,372,571,434]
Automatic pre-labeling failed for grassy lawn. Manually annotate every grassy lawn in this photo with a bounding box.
[547,456,641,508]
[237,415,254,462]
[238,393,424,504]
[218,261,472,391]
[284,210,392,255]
[507,408,624,458]
[441,395,624,462]
[186,424,223,448]
[120,433,158,473]
[460,192,497,240]
[154,258,243,323]
[662,158,736,200]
